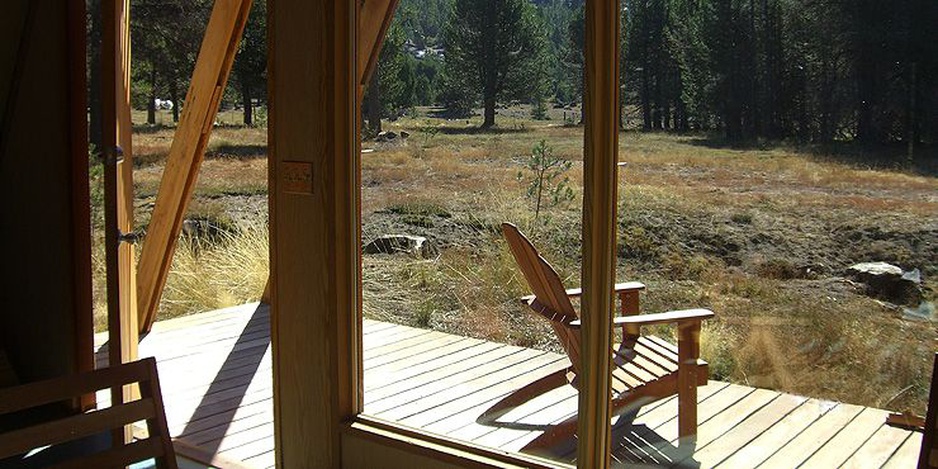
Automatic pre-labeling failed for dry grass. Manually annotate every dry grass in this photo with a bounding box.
[159,227,269,318]
[90,227,268,329]
[95,109,937,415]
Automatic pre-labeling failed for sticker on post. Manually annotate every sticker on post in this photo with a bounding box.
[282,161,313,194]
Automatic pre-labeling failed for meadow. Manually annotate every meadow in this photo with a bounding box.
[92,106,937,415]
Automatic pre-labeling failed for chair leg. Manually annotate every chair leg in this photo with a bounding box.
[677,322,701,449]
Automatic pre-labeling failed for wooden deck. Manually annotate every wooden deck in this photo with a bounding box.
[95,303,922,468]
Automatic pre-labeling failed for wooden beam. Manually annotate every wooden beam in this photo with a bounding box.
[269,0,359,465]
[358,0,400,96]
[67,0,96,411]
[102,0,139,446]
[579,0,620,466]
[136,0,253,333]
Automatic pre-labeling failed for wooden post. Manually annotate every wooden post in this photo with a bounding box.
[68,0,96,411]
[677,321,701,448]
[580,0,620,466]
[102,0,139,446]
[619,290,640,345]
[268,0,359,466]
[259,0,399,301]
[135,0,253,333]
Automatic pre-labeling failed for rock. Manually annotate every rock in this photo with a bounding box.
[181,218,230,242]
[846,262,923,305]
[364,235,437,258]
[376,131,397,142]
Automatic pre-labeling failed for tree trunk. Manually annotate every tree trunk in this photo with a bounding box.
[641,68,652,130]
[241,75,253,126]
[147,66,157,125]
[364,61,382,137]
[480,0,497,129]
[482,94,496,128]
[170,80,180,123]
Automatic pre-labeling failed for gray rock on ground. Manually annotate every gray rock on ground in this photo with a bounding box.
[846,261,923,305]
[364,235,438,258]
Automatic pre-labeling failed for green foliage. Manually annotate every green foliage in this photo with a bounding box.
[130,0,212,121]
[517,140,574,225]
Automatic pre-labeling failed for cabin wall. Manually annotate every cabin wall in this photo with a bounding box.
[0,0,90,384]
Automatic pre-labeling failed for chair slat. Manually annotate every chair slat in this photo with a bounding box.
[0,398,155,459]
[0,363,150,415]
[0,358,177,469]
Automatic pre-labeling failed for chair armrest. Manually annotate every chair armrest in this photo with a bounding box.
[569,308,714,329]
[519,282,646,304]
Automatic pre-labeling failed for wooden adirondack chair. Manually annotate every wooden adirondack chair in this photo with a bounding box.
[0,357,177,469]
[501,222,713,448]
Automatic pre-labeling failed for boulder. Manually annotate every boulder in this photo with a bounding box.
[846,262,923,305]
[364,235,437,258]
[376,131,397,142]
[181,218,227,241]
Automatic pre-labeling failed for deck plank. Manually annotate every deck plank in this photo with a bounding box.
[881,431,923,468]
[757,402,865,468]
[840,422,913,469]
[715,397,831,468]
[688,392,806,467]
[799,407,890,468]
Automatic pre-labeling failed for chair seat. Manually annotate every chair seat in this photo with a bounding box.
[610,336,708,396]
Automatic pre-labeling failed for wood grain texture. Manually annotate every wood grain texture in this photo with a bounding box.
[66,0,95,411]
[136,0,254,333]
[358,0,400,90]
[580,0,620,464]
[102,0,140,437]
[268,0,359,465]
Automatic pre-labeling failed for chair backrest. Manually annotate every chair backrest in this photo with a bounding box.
[502,223,583,372]
[0,357,177,469]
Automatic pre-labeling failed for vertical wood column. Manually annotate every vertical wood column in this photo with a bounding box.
[268,0,359,466]
[67,0,96,409]
[580,0,620,466]
[102,0,139,444]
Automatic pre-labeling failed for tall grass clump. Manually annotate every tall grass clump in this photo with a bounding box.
[159,227,269,320]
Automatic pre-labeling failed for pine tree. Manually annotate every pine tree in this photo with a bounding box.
[441,0,549,128]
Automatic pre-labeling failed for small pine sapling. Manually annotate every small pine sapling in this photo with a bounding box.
[518,139,574,226]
